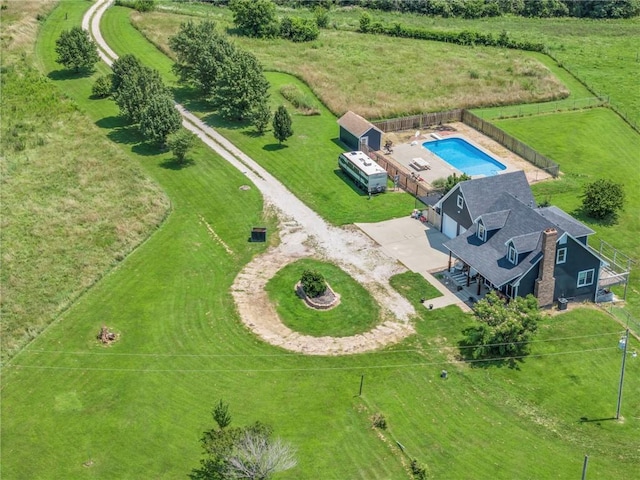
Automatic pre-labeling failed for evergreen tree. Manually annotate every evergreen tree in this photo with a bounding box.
[272,106,293,145]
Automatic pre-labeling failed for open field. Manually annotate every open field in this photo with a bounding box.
[0,0,168,360]
[495,109,640,318]
[147,1,640,124]
[132,9,569,119]
[1,1,639,479]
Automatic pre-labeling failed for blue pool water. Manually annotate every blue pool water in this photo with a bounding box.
[422,138,507,177]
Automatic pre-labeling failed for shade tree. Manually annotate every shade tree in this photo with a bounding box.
[55,26,99,73]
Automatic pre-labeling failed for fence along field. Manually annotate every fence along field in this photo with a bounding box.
[372,109,560,177]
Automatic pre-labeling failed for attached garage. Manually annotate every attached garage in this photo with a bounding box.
[442,213,458,239]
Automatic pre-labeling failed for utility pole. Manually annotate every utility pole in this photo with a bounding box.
[581,455,588,480]
[616,329,630,420]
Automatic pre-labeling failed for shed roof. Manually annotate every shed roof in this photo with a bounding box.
[338,111,383,137]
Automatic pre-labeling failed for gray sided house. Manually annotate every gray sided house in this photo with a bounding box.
[337,111,382,152]
[436,171,534,239]
[443,191,603,306]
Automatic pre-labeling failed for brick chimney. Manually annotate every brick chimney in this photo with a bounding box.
[534,228,557,306]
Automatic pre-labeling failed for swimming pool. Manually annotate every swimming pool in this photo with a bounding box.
[422,137,507,177]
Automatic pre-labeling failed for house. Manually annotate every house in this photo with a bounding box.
[441,184,605,306]
[337,111,383,152]
[436,171,534,239]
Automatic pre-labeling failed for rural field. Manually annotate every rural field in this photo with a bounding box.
[1,1,639,479]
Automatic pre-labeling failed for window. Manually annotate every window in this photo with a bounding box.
[577,269,595,288]
[456,195,464,209]
[508,244,517,264]
[477,223,486,241]
[556,247,567,264]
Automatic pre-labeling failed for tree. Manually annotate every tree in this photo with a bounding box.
[229,0,279,38]
[169,20,236,98]
[581,178,625,220]
[251,102,271,135]
[300,269,326,298]
[432,172,472,194]
[211,49,270,120]
[55,26,99,73]
[212,399,231,430]
[92,74,113,98]
[190,403,296,480]
[139,94,181,145]
[272,106,293,145]
[226,430,297,480]
[462,291,540,361]
[112,58,169,124]
[167,128,197,164]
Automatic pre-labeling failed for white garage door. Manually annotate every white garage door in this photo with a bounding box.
[442,213,458,239]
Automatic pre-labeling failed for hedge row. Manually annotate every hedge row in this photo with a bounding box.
[359,13,545,52]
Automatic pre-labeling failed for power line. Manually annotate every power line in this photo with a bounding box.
[19,331,624,359]
[7,346,617,374]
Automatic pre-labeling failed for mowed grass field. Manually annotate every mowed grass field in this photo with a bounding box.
[495,109,640,318]
[1,1,639,479]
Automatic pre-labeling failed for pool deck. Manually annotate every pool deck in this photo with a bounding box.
[385,122,551,185]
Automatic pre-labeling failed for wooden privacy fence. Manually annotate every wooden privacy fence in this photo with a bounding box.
[372,109,560,177]
[461,110,560,177]
[362,146,436,198]
[372,109,463,133]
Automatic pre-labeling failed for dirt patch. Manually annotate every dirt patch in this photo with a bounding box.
[231,215,416,356]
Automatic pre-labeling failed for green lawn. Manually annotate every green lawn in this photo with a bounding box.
[495,109,640,318]
[103,5,415,226]
[266,259,381,337]
[2,2,639,479]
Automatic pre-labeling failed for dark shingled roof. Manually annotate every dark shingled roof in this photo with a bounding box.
[444,193,557,287]
[457,170,535,221]
[537,206,595,238]
[478,210,509,231]
[337,111,382,137]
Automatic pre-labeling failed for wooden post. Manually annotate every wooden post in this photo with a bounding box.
[448,252,452,272]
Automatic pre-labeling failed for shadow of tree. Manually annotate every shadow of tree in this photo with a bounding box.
[47,68,95,81]
[95,115,128,130]
[263,143,287,151]
[132,142,163,157]
[159,158,194,170]
[570,205,618,227]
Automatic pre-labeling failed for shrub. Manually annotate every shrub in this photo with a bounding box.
[581,179,625,220]
[134,0,155,12]
[371,413,387,430]
[280,16,319,42]
[300,269,326,298]
[410,459,427,480]
[314,6,329,28]
[279,84,319,115]
[92,74,113,98]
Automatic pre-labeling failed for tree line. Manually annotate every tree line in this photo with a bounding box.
[196,0,640,19]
